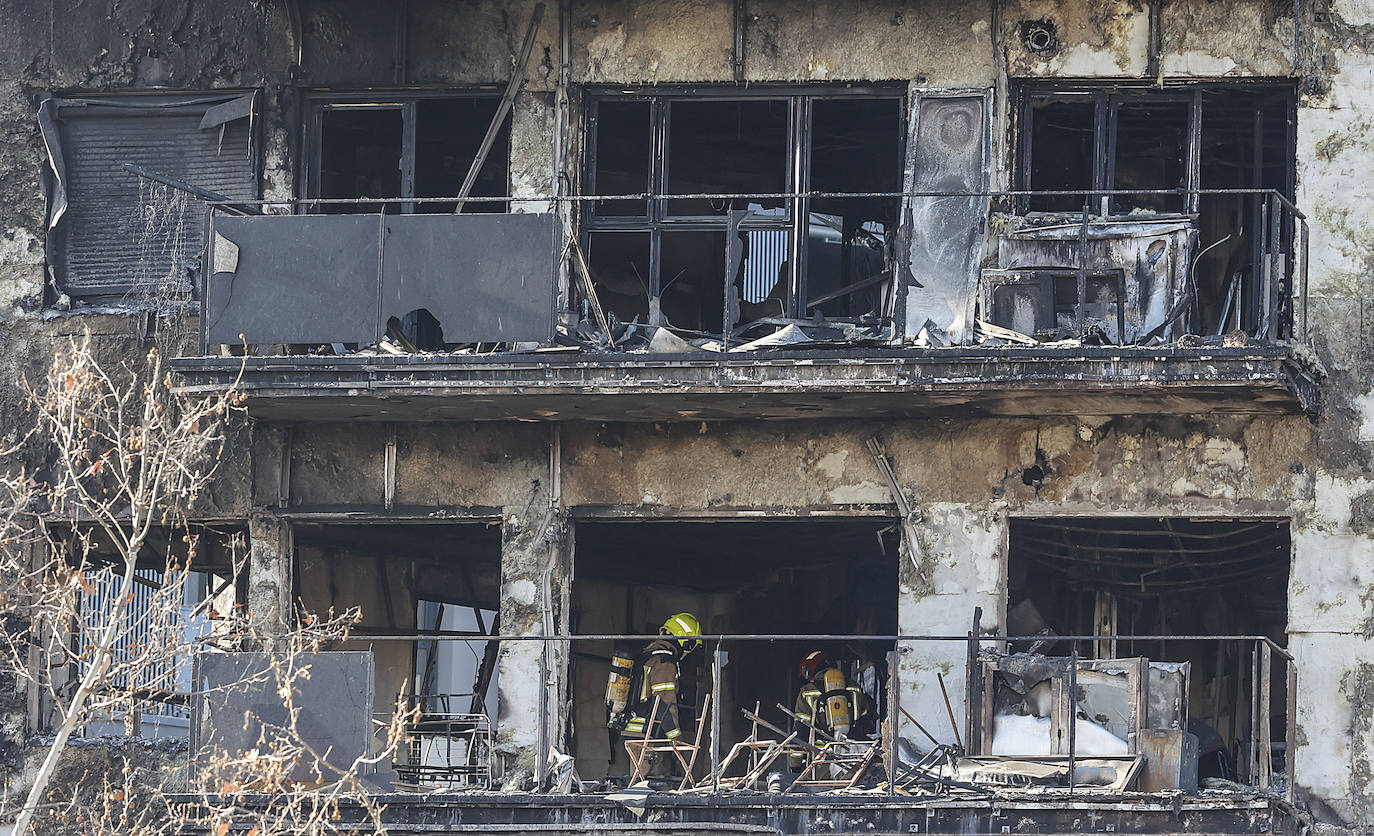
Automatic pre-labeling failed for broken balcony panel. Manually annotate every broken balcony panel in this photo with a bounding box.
[206,214,382,346]
[903,94,989,342]
[380,212,557,344]
[192,651,374,782]
[666,99,788,217]
[206,212,557,347]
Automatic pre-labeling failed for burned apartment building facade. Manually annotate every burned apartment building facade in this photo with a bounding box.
[1,0,1372,832]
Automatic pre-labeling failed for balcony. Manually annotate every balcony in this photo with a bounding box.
[169,189,1321,421]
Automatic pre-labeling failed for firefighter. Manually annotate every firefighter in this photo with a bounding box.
[622,612,701,771]
[789,650,872,769]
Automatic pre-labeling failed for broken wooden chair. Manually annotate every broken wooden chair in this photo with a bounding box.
[622,693,712,788]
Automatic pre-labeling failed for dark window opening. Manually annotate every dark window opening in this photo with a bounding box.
[415,98,510,214]
[1005,518,1290,787]
[667,100,789,216]
[570,518,898,784]
[582,91,903,337]
[661,231,727,334]
[586,232,651,326]
[1111,99,1189,214]
[1025,98,1096,213]
[319,107,404,212]
[310,94,509,215]
[807,99,902,319]
[294,522,503,788]
[593,101,651,217]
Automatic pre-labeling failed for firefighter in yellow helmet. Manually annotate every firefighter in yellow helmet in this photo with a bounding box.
[789,650,872,769]
[623,613,701,763]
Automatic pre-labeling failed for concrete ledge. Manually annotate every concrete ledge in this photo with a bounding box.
[170,346,1320,422]
[171,790,1298,834]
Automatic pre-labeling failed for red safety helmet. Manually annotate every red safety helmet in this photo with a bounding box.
[798,650,828,681]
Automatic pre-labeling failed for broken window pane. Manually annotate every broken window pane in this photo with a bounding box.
[585,232,650,325]
[660,231,726,333]
[807,99,901,319]
[667,100,788,216]
[415,97,509,213]
[737,221,790,323]
[1111,99,1188,214]
[593,100,651,217]
[1026,97,1096,213]
[319,107,404,213]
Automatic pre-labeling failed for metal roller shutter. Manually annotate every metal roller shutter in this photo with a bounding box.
[56,104,255,299]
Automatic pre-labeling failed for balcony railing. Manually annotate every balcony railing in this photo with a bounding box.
[193,188,1307,355]
[191,630,1298,799]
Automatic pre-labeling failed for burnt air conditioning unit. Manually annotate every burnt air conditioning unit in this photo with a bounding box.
[979,268,1127,340]
[982,217,1197,342]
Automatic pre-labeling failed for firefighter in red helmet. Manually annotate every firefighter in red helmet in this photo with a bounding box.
[789,650,872,769]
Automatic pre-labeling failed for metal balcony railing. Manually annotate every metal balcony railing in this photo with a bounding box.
[191,187,1306,353]
[322,630,1296,799]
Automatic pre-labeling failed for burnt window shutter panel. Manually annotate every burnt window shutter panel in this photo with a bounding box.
[58,109,254,299]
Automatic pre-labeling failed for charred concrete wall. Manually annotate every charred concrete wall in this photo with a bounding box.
[0,0,1369,827]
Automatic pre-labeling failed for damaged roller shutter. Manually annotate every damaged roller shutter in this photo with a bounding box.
[40,92,257,300]
[902,92,991,344]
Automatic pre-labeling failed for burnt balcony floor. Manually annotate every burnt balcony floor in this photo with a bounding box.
[169,345,1319,422]
[202,789,1299,835]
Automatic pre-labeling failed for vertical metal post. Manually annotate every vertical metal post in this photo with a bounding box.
[1076,203,1090,334]
[1269,193,1282,340]
[1300,219,1310,342]
[965,607,982,753]
[1250,641,1261,784]
[537,637,548,790]
[731,0,746,82]
[887,650,899,796]
[1285,659,1298,802]
[711,642,723,792]
[1260,641,1273,789]
[1067,643,1078,794]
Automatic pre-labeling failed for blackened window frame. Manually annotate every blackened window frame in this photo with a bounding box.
[580,84,907,326]
[1013,80,1297,216]
[301,88,510,214]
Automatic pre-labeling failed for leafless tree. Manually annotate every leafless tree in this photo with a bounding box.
[0,333,413,835]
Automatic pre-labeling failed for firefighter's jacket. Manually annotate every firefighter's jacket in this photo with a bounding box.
[790,666,871,766]
[623,638,685,741]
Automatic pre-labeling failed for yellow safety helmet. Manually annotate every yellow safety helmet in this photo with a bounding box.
[660,612,702,653]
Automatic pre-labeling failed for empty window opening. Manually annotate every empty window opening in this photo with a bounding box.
[1004,518,1290,786]
[806,98,901,319]
[1024,97,1095,213]
[319,107,404,211]
[1110,98,1189,214]
[1007,83,1296,341]
[570,518,898,785]
[667,100,789,216]
[582,90,903,337]
[310,94,510,214]
[294,522,502,785]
